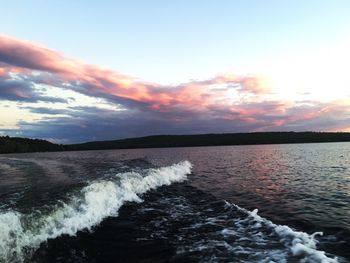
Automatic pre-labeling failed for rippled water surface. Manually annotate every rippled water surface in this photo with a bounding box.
[0,142,349,262]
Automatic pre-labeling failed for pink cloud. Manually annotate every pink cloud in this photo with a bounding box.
[0,35,271,109]
[1,35,350,134]
[0,36,78,74]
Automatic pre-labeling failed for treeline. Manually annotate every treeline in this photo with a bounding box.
[0,136,65,154]
[68,132,350,151]
[2,132,350,154]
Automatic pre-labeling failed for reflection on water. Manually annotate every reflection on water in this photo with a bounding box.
[156,143,350,233]
[1,142,350,231]
[1,142,350,261]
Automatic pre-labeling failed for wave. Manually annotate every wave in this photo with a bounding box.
[0,161,192,262]
[226,202,339,263]
[0,159,342,262]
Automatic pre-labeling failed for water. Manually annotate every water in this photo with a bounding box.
[0,142,349,262]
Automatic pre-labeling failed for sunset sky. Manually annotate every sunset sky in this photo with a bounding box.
[1,0,350,143]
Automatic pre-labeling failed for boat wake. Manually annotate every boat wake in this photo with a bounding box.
[0,161,192,262]
[0,160,344,262]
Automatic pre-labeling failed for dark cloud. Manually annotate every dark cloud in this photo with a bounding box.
[4,115,257,144]
[0,105,255,143]
[2,101,348,143]
[20,107,71,115]
[0,77,66,103]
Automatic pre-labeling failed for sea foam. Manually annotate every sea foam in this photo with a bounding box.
[0,161,192,262]
[227,202,339,263]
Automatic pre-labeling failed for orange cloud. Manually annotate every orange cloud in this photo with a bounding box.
[0,35,271,111]
[2,35,350,135]
[0,35,81,74]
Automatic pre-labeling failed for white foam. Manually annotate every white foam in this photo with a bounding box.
[227,202,339,263]
[0,161,192,262]
[0,212,24,261]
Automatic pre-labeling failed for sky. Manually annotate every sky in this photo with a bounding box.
[1,0,350,143]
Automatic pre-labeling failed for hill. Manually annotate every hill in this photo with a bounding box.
[0,136,65,154]
[2,132,350,154]
[67,132,350,151]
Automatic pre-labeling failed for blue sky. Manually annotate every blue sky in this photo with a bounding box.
[3,0,350,83]
[1,1,350,142]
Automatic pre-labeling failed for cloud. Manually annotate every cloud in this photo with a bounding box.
[1,34,350,142]
[20,107,71,115]
[3,99,349,143]
[0,36,81,74]
[0,76,66,103]
[0,35,270,109]
[2,106,266,143]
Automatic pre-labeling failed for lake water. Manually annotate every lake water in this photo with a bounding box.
[0,142,349,262]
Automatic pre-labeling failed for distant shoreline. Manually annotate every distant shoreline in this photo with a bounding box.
[1,131,350,154]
